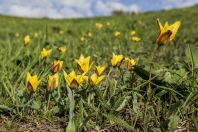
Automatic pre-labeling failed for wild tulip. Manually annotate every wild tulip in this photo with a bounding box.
[26,72,40,93]
[40,48,52,59]
[111,53,124,67]
[95,66,106,76]
[24,35,30,46]
[52,60,63,73]
[156,18,181,45]
[47,73,59,92]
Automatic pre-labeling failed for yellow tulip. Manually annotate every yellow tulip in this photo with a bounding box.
[26,72,40,92]
[95,66,106,76]
[156,18,181,45]
[34,32,38,38]
[130,31,136,36]
[111,53,124,67]
[40,48,52,59]
[63,70,87,88]
[59,30,64,35]
[47,73,59,92]
[80,36,85,43]
[15,32,20,37]
[89,73,105,86]
[131,36,141,42]
[87,32,92,38]
[125,58,136,70]
[114,31,121,38]
[106,22,111,26]
[52,60,63,73]
[24,35,30,46]
[58,47,66,54]
[96,23,103,30]
[75,54,93,73]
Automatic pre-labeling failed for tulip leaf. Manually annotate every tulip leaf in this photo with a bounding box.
[31,100,41,110]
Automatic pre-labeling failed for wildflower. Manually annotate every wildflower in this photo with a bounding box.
[95,66,106,76]
[26,72,40,92]
[114,31,121,38]
[106,22,111,26]
[63,70,87,88]
[52,60,63,73]
[47,73,59,92]
[96,23,103,30]
[125,58,136,70]
[87,32,92,38]
[156,18,181,45]
[80,36,85,43]
[24,35,30,46]
[89,73,105,86]
[34,32,38,38]
[59,30,64,35]
[75,54,92,73]
[15,32,20,37]
[40,48,52,59]
[131,36,141,42]
[58,47,66,54]
[130,31,136,36]
[111,53,124,67]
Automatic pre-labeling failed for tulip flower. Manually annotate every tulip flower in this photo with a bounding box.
[106,22,111,26]
[156,18,181,45]
[130,31,136,36]
[95,66,106,76]
[63,70,87,88]
[52,60,63,73]
[125,58,136,70]
[59,30,64,35]
[80,36,85,43]
[47,73,59,92]
[15,32,20,38]
[40,48,52,59]
[34,32,38,38]
[58,47,66,54]
[24,35,30,46]
[87,32,92,38]
[89,73,105,86]
[111,53,124,67]
[96,23,103,30]
[75,54,93,73]
[114,31,121,38]
[131,36,141,42]
[26,72,40,93]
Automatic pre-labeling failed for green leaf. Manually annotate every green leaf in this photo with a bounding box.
[0,105,13,112]
[113,96,131,111]
[168,114,180,131]
[104,114,134,131]
[31,100,41,110]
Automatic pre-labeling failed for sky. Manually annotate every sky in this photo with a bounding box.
[0,0,197,18]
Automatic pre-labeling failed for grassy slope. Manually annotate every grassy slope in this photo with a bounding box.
[0,5,198,131]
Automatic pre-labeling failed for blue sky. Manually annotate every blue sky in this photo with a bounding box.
[0,0,197,18]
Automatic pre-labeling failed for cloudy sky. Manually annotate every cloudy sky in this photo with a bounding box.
[0,0,197,18]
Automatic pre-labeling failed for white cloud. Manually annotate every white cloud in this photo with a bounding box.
[0,0,93,18]
[162,0,198,10]
[95,1,139,15]
[0,0,197,18]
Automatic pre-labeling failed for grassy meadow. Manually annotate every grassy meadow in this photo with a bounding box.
[0,4,198,131]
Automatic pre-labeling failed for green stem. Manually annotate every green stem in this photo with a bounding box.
[46,93,51,112]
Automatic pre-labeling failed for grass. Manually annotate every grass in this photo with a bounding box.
[0,4,198,131]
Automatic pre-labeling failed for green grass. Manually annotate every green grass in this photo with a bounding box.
[0,4,198,131]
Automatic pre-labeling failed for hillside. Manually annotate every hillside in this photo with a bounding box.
[0,4,198,131]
